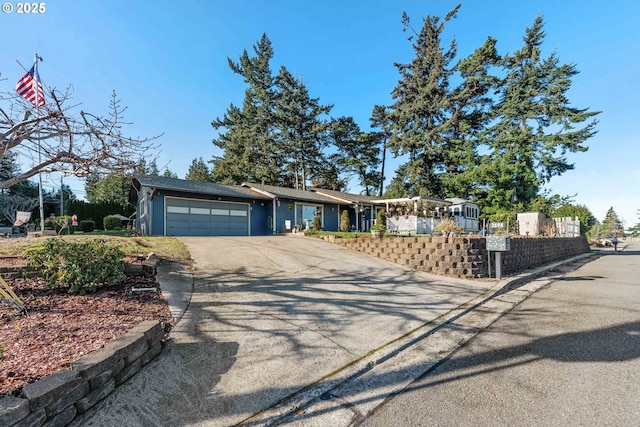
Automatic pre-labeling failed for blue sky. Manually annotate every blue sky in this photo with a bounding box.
[1,1,638,227]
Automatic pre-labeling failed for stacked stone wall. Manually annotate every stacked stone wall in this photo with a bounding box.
[324,236,487,278]
[322,235,589,279]
[499,236,589,275]
[0,265,36,280]
[0,320,166,427]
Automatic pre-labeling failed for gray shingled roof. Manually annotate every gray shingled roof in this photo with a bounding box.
[310,188,380,204]
[134,175,272,200]
[241,183,340,204]
[135,176,386,205]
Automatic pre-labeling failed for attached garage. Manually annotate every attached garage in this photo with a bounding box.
[165,197,249,236]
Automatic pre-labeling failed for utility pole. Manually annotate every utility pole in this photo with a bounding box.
[60,176,64,216]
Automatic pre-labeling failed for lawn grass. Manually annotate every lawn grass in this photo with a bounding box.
[0,235,192,265]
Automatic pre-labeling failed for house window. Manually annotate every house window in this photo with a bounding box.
[296,204,322,229]
[140,198,147,217]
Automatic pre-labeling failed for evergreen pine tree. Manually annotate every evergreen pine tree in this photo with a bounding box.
[84,174,131,206]
[162,168,178,179]
[369,105,392,197]
[601,207,623,237]
[329,116,381,195]
[211,34,283,185]
[481,15,599,215]
[274,67,333,190]
[442,36,500,200]
[185,157,212,182]
[386,5,460,198]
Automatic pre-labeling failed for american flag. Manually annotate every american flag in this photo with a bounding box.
[16,66,45,107]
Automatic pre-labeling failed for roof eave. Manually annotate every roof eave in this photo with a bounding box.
[241,183,277,199]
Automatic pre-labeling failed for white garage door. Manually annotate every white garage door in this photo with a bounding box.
[165,198,249,236]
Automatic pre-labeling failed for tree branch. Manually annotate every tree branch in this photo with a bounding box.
[1,84,161,189]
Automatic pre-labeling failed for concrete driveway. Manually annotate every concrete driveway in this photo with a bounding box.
[75,236,498,427]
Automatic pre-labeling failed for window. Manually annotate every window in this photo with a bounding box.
[167,206,189,214]
[139,198,147,217]
[191,208,210,215]
[296,204,322,228]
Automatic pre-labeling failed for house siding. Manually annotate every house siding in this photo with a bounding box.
[138,189,272,236]
[274,198,296,233]
[250,200,271,235]
[151,195,165,236]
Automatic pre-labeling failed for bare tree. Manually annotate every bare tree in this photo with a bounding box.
[0,85,160,190]
[0,194,39,225]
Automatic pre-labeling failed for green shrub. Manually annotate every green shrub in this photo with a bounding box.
[376,209,387,228]
[79,220,95,233]
[103,215,122,231]
[313,216,321,231]
[340,210,351,233]
[24,239,126,295]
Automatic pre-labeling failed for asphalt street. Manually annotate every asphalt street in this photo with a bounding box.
[361,244,640,427]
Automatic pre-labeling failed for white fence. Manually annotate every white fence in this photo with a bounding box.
[387,216,440,235]
[386,215,480,235]
[553,217,581,237]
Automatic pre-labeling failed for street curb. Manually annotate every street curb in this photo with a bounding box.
[241,251,600,426]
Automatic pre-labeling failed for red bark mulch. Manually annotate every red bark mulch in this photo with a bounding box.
[0,258,172,397]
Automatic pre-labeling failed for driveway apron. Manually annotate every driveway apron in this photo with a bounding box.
[74,236,496,427]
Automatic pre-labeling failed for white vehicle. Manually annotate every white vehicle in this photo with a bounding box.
[600,236,618,246]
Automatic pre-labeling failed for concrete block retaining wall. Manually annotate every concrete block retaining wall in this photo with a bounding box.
[0,320,166,427]
[499,236,590,275]
[322,235,590,279]
[323,236,487,278]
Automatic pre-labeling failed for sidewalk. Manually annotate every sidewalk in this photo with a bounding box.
[74,237,606,426]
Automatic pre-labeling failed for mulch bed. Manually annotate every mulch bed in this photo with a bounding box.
[0,257,172,397]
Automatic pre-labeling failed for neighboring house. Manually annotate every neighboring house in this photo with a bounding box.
[129,176,380,236]
[446,198,480,233]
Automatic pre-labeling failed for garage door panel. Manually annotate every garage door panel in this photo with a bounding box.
[166,198,249,236]
[166,213,191,222]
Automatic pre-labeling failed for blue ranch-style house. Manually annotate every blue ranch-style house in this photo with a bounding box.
[130,175,382,236]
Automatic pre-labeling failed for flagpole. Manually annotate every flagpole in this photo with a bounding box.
[34,52,45,233]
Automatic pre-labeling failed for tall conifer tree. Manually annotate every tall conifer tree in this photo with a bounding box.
[442,37,500,199]
[274,67,333,190]
[481,16,599,215]
[185,157,212,182]
[386,5,460,198]
[369,105,392,197]
[211,34,283,185]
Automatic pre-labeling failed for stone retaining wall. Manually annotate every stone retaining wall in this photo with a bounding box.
[499,236,590,275]
[0,320,166,427]
[323,235,487,278]
[322,235,590,279]
[0,265,36,280]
